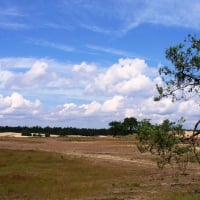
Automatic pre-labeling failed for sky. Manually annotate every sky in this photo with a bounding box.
[0,0,200,128]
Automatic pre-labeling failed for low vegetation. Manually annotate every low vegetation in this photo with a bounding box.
[137,118,200,172]
[0,137,200,200]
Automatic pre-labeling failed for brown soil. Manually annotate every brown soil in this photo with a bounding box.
[0,136,200,200]
[0,136,154,166]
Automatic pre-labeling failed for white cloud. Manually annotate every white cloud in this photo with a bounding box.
[45,95,125,127]
[62,0,200,35]
[81,101,101,115]
[24,61,48,81]
[5,61,57,88]
[0,58,96,102]
[0,57,199,128]
[81,24,112,35]
[72,62,96,73]
[2,1,200,33]
[86,45,133,57]
[118,0,200,33]
[99,0,200,35]
[27,39,75,52]
[102,96,124,112]
[0,7,23,17]
[0,70,13,87]
[0,22,28,30]
[85,58,154,96]
[0,92,41,115]
[142,98,177,116]
[0,5,28,30]
[116,75,152,95]
[0,57,39,70]
[49,95,124,118]
[178,99,199,117]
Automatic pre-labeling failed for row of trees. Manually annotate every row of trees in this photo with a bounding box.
[108,117,138,136]
[0,117,139,137]
[0,116,190,138]
[0,126,111,137]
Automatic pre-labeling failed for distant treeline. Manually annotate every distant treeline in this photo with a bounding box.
[0,117,191,137]
[0,117,141,137]
[0,126,113,136]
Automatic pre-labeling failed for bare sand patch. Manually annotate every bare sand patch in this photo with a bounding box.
[0,132,26,137]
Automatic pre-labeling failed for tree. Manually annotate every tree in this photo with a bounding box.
[21,129,32,137]
[123,117,138,134]
[155,34,200,102]
[109,121,123,136]
[137,118,192,171]
[108,117,138,136]
[155,35,200,164]
[137,35,200,171]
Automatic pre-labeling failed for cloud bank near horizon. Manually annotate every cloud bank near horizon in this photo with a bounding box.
[0,57,198,128]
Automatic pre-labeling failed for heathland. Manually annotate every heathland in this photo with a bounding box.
[0,135,199,200]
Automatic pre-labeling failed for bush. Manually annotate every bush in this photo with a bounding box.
[21,130,32,136]
[45,132,50,137]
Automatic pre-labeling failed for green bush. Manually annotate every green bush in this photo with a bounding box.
[45,132,50,137]
[21,130,32,136]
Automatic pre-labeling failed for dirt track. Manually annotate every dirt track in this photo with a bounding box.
[0,136,155,167]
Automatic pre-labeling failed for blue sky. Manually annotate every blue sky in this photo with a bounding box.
[0,0,200,128]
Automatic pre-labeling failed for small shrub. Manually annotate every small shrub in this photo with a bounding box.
[45,132,50,137]
[21,130,32,137]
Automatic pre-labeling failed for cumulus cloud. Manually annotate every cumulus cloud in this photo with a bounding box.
[0,57,198,128]
[72,62,96,74]
[0,57,38,70]
[85,58,155,96]
[43,57,198,128]
[0,70,13,87]
[19,61,48,85]
[102,96,124,112]
[46,95,125,127]
[46,92,198,129]
[1,58,98,90]
[49,96,123,117]
[5,61,57,88]
[0,92,41,115]
[178,99,199,117]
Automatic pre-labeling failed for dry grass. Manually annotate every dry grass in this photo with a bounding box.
[0,136,199,200]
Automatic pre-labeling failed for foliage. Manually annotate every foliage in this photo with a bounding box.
[0,126,111,137]
[148,34,200,170]
[45,132,50,137]
[155,34,200,102]
[109,117,138,136]
[137,118,193,170]
[123,117,138,133]
[21,129,32,137]
[109,121,123,136]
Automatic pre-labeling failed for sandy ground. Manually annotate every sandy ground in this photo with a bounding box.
[0,132,59,138]
[0,134,199,170]
[0,132,26,137]
[1,134,200,200]
[0,135,156,167]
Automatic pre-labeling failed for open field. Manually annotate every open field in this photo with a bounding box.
[0,135,200,200]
